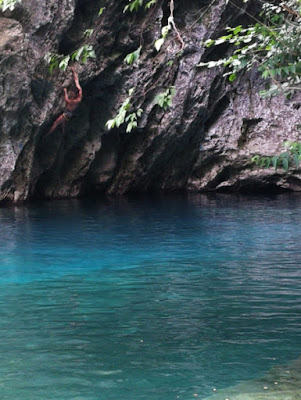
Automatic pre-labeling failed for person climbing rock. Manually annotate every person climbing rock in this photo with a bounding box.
[46,66,82,136]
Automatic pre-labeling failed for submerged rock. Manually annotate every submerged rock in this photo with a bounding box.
[0,0,301,203]
[210,391,301,400]
[204,358,301,400]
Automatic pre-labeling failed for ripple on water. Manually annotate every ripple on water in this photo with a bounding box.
[0,195,301,400]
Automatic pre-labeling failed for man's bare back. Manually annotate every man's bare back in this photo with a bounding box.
[46,66,82,136]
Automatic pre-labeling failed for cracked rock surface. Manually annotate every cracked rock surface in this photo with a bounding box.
[0,0,300,203]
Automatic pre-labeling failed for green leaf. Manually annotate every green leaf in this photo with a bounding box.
[233,25,242,35]
[59,56,70,71]
[215,37,227,45]
[89,49,96,59]
[272,156,279,169]
[98,7,105,16]
[161,25,170,38]
[83,29,93,38]
[169,86,176,96]
[123,102,130,111]
[136,108,143,117]
[264,157,271,168]
[270,69,277,78]
[293,154,300,168]
[124,47,141,65]
[204,39,215,47]
[74,46,84,61]
[126,122,133,132]
[145,0,156,9]
[71,51,77,62]
[282,157,289,171]
[105,119,116,130]
[126,120,137,132]
[251,155,260,165]
[154,38,165,52]
[0,0,21,11]
[229,73,237,82]
[239,58,248,68]
[197,62,209,68]
[49,61,58,74]
[289,64,297,74]
[259,157,270,168]
[115,113,125,127]
[124,52,134,65]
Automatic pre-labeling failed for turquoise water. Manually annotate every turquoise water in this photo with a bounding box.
[1,194,301,400]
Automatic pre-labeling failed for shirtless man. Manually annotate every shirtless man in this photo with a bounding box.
[46,66,82,136]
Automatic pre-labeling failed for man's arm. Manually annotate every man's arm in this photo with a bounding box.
[71,66,82,99]
[63,87,69,102]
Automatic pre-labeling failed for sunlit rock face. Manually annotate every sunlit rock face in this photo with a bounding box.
[0,0,301,203]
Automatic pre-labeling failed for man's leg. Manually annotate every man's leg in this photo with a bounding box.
[46,114,65,137]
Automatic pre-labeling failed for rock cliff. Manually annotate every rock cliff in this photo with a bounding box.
[0,0,301,203]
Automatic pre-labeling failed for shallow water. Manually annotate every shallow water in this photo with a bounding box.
[1,194,301,400]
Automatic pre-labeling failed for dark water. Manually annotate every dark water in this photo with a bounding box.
[1,194,301,400]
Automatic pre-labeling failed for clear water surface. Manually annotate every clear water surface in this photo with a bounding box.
[1,194,301,400]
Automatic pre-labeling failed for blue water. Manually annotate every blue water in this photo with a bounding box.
[1,194,301,400]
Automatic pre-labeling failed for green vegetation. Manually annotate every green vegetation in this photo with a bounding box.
[0,0,21,11]
[83,29,94,38]
[105,86,176,133]
[154,24,172,52]
[198,0,301,97]
[43,0,181,133]
[98,7,105,16]
[105,88,143,133]
[45,45,96,73]
[124,47,142,65]
[42,0,301,141]
[107,0,180,132]
[123,0,157,13]
[154,87,176,110]
[252,141,301,171]
[197,0,301,170]
[44,7,106,73]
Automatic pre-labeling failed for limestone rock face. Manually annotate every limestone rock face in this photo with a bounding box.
[0,0,300,202]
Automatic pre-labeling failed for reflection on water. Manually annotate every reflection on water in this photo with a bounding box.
[0,194,301,400]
